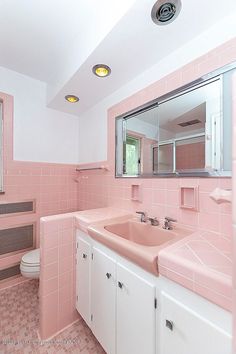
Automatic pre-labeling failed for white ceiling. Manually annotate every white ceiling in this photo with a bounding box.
[1,0,236,116]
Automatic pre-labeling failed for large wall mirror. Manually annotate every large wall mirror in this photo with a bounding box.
[116,64,234,178]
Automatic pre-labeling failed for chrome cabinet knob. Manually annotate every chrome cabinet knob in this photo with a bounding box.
[106,273,111,279]
[118,281,124,289]
[166,319,174,331]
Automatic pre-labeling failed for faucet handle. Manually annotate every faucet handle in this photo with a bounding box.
[163,216,177,230]
[164,216,177,223]
[136,211,147,222]
[136,211,146,216]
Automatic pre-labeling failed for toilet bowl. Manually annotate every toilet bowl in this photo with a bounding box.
[20,248,40,279]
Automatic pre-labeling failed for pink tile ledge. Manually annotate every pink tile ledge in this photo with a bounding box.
[158,231,232,312]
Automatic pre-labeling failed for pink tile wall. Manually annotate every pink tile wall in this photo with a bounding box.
[77,38,236,237]
[40,214,79,339]
[0,92,79,289]
[232,72,236,354]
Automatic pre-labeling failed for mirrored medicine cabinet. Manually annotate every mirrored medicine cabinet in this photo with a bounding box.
[115,63,235,178]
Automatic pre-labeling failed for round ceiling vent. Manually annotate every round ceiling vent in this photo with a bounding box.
[151,0,182,25]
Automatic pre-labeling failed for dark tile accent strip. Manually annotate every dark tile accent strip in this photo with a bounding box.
[0,264,21,281]
[0,225,34,255]
[0,201,34,215]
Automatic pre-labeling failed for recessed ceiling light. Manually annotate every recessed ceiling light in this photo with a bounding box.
[92,64,111,78]
[65,95,79,103]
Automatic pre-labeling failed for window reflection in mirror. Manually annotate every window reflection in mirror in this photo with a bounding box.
[123,107,158,176]
[125,135,141,175]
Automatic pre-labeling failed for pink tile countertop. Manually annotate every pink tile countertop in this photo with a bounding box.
[158,231,232,312]
[73,207,232,312]
[74,207,131,232]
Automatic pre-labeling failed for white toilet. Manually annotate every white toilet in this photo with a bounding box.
[20,248,40,279]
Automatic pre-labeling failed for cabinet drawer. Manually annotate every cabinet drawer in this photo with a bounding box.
[160,291,231,354]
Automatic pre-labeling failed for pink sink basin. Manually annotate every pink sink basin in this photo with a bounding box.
[88,216,194,275]
[105,220,176,246]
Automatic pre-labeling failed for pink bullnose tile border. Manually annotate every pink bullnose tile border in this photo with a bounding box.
[158,231,232,311]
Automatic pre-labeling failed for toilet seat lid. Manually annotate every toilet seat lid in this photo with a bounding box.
[22,249,40,265]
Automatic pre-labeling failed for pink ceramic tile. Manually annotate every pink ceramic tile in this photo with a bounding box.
[199,178,219,192]
[194,283,232,311]
[42,247,58,265]
[220,213,233,238]
[59,243,73,260]
[41,220,59,235]
[59,229,74,245]
[40,291,59,339]
[198,212,220,232]
[166,190,179,206]
[194,268,232,298]
[59,271,73,289]
[58,256,74,275]
[199,192,220,213]
[41,231,59,249]
[40,276,58,296]
[41,262,58,281]
[152,189,166,204]
[59,283,72,305]
[58,298,73,330]
[166,268,194,291]
[179,209,198,227]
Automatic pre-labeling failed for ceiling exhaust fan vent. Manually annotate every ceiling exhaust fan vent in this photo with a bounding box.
[178,119,201,127]
[151,0,182,25]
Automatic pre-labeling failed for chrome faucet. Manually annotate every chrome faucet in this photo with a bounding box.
[136,212,159,226]
[148,217,159,226]
[136,211,148,223]
[163,216,177,230]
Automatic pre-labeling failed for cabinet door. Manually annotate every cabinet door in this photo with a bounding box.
[160,291,231,354]
[91,246,116,354]
[76,235,91,326]
[116,262,156,354]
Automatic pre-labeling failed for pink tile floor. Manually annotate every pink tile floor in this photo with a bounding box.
[0,280,105,354]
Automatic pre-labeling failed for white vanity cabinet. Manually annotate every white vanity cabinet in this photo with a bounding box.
[158,279,232,354]
[76,230,157,354]
[91,246,116,354]
[116,262,156,354]
[75,233,91,326]
[91,245,156,354]
[76,230,232,354]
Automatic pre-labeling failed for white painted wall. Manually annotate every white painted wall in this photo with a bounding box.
[0,66,79,164]
[77,13,236,164]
